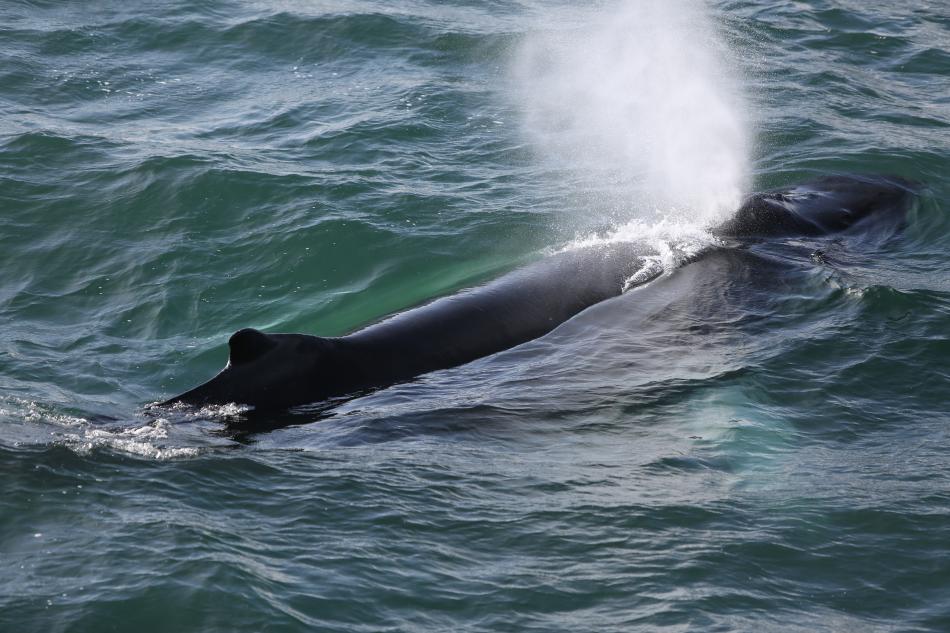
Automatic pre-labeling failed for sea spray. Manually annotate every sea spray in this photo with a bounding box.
[513,0,751,229]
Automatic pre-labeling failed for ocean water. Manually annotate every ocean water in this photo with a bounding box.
[1,1,949,631]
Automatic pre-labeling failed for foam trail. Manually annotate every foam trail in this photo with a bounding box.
[514,0,750,228]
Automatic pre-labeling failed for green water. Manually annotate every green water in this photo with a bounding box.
[1,1,949,631]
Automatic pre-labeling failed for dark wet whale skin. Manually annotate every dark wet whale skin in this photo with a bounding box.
[162,174,917,411]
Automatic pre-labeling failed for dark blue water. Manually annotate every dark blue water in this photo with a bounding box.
[1,1,948,631]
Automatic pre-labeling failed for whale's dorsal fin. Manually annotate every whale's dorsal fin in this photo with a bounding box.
[228,328,277,366]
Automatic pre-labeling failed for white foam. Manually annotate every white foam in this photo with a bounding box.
[0,396,206,460]
[558,215,723,290]
[155,400,253,419]
[70,419,202,460]
[0,398,88,428]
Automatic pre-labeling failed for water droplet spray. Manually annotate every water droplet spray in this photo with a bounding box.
[514,0,751,230]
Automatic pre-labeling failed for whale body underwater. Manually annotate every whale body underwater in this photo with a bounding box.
[161,174,917,412]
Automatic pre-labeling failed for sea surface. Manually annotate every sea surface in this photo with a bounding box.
[1,1,949,631]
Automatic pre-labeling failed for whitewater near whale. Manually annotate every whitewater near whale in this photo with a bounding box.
[160,174,916,412]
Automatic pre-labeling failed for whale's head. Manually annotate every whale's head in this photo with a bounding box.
[162,328,350,410]
[714,174,917,241]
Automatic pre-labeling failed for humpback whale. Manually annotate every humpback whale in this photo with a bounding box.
[161,174,916,411]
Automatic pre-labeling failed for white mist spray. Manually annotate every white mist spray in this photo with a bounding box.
[514,0,750,229]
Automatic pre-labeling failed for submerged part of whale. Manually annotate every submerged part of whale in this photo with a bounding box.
[161,174,917,411]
